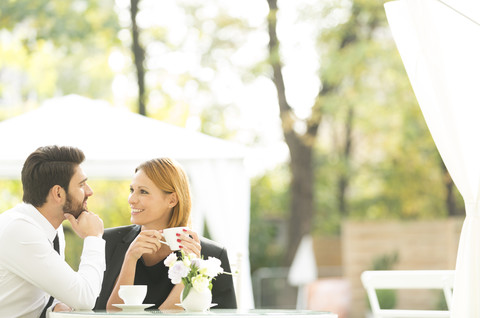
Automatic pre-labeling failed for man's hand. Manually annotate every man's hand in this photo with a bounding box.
[53,302,72,312]
[64,211,104,239]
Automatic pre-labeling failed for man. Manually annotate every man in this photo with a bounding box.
[0,145,105,317]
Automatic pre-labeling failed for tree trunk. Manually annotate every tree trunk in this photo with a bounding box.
[286,142,315,264]
[337,105,354,217]
[265,0,382,265]
[266,0,320,265]
[130,0,147,116]
[440,158,464,216]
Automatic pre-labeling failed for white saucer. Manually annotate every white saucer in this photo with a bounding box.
[175,303,218,310]
[112,303,155,311]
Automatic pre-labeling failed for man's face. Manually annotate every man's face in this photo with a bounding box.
[62,165,93,218]
[62,192,85,218]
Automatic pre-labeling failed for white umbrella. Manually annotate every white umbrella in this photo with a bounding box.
[288,235,318,309]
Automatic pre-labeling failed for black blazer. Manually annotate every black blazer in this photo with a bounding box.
[94,225,237,309]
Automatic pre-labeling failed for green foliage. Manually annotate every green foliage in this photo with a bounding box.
[249,164,290,271]
[0,180,22,212]
[65,180,132,269]
[435,290,449,310]
[372,251,399,271]
[0,0,119,45]
[121,0,259,138]
[200,104,241,141]
[0,0,120,103]
[376,288,396,310]
[312,149,345,235]
[0,0,466,277]
[307,0,463,224]
[369,251,399,310]
[63,227,83,271]
[86,180,132,229]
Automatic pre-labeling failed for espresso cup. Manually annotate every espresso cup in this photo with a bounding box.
[118,285,147,305]
[162,226,188,251]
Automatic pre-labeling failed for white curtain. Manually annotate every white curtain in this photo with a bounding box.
[385,1,480,316]
[185,159,254,309]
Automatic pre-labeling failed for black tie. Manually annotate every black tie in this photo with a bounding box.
[40,234,59,318]
[53,234,59,253]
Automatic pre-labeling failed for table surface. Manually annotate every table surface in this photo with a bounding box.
[50,309,338,318]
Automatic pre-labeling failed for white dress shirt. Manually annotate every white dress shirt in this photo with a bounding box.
[0,203,106,318]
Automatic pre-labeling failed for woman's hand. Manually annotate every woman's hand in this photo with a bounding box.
[107,229,163,310]
[177,228,201,257]
[125,230,162,260]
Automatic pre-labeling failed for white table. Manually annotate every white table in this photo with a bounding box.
[50,309,338,318]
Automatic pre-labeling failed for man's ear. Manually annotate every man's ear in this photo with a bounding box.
[50,185,65,204]
[169,192,179,208]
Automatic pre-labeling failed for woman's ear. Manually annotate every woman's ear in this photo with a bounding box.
[169,192,179,208]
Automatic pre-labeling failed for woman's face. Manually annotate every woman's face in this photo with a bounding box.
[128,169,174,229]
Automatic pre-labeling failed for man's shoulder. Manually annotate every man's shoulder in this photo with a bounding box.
[0,205,39,236]
[0,204,30,221]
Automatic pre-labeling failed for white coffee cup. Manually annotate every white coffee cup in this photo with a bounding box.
[162,226,188,251]
[118,285,147,305]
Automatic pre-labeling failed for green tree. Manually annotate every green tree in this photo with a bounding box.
[65,179,132,269]
[0,0,464,274]
[116,0,259,130]
[0,0,120,105]
[129,0,147,115]
[265,0,395,264]
[265,0,463,263]
[249,165,290,272]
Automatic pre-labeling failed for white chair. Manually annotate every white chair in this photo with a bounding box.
[361,270,454,318]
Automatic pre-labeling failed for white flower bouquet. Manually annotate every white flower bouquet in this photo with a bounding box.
[164,250,225,300]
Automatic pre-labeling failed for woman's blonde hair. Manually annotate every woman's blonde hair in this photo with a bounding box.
[135,158,191,228]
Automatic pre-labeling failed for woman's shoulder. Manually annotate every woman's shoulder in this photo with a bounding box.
[200,236,228,258]
[103,224,140,241]
[200,236,223,248]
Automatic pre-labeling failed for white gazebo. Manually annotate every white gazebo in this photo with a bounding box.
[0,94,254,309]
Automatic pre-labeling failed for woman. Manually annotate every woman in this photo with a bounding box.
[94,158,237,310]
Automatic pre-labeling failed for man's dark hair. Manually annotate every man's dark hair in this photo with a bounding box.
[21,145,85,207]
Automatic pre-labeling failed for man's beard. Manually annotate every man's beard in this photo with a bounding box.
[63,193,85,219]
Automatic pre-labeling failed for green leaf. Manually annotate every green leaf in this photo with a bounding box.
[182,284,191,301]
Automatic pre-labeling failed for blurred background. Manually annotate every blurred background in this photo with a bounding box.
[0,0,464,317]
